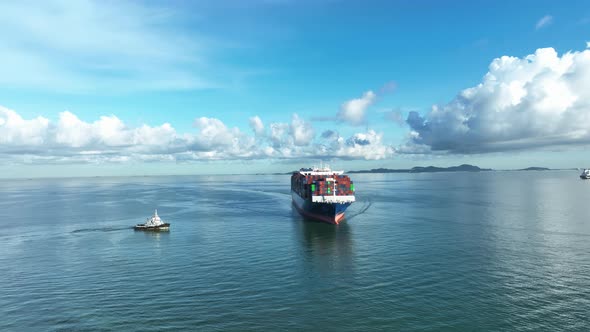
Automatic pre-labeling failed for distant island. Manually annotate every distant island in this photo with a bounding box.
[348,164,493,174]
[272,164,562,175]
[346,164,563,174]
[517,167,550,171]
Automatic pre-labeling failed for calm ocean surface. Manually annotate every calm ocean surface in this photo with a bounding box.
[1,171,590,331]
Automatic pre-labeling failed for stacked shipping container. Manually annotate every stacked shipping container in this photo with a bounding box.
[291,173,355,197]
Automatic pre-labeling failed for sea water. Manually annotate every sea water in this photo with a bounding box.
[1,171,589,331]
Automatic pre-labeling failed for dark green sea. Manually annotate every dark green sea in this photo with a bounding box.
[1,171,589,331]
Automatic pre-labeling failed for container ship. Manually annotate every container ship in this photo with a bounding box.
[291,165,355,224]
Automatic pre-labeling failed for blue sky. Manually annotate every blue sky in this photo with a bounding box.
[1,0,590,177]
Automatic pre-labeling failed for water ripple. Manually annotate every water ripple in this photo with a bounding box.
[1,172,590,330]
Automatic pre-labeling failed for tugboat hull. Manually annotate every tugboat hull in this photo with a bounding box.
[134,223,170,231]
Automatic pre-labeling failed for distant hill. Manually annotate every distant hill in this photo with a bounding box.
[348,167,409,174]
[349,164,493,174]
[517,167,550,171]
[410,164,492,173]
[262,165,556,175]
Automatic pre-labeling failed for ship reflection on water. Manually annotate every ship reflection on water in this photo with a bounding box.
[137,228,169,249]
[292,207,355,274]
[140,230,167,239]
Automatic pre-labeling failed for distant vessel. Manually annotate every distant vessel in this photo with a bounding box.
[291,165,355,224]
[134,210,170,231]
[581,169,590,179]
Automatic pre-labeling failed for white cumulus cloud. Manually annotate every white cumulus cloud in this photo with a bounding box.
[319,129,394,160]
[337,130,394,160]
[192,117,260,159]
[250,116,264,136]
[0,106,393,163]
[249,116,265,136]
[290,114,315,146]
[269,122,291,148]
[405,46,590,154]
[55,111,180,152]
[0,107,49,146]
[337,90,376,126]
[194,117,238,148]
[0,106,188,159]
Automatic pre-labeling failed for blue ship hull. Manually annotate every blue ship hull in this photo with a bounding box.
[292,191,351,224]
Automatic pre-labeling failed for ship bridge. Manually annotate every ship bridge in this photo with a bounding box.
[299,165,344,176]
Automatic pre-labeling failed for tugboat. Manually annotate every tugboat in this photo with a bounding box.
[581,169,590,179]
[134,210,170,231]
